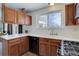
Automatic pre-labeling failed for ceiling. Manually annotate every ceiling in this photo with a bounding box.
[5,3,48,12]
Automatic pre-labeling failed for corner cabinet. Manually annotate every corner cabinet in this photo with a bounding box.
[65,4,76,25]
[2,36,29,56]
[3,5,16,24]
[39,38,61,56]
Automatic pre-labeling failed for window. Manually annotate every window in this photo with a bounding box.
[38,14,48,28]
[48,11,62,28]
[38,11,62,28]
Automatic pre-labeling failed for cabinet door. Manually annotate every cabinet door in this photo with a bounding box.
[50,45,58,56]
[25,15,32,25]
[65,4,76,25]
[8,38,20,56]
[49,39,61,56]
[8,44,20,56]
[17,11,25,24]
[4,6,16,23]
[25,37,29,51]
[20,37,29,54]
[39,43,50,56]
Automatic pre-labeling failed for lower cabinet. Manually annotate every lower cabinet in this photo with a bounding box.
[50,45,58,56]
[3,36,60,56]
[39,43,50,56]
[20,37,29,55]
[2,36,29,56]
[39,38,61,56]
[8,44,20,56]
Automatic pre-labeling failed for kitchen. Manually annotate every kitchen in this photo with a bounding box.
[0,3,79,56]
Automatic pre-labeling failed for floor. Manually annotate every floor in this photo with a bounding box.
[22,51,37,56]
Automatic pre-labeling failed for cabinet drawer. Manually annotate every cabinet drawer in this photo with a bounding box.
[39,38,49,43]
[20,37,27,41]
[8,38,20,46]
[49,39,61,46]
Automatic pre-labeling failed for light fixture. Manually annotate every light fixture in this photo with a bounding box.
[48,3,54,6]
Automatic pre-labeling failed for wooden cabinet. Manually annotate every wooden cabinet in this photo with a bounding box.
[2,5,32,25]
[8,38,20,56]
[3,5,16,23]
[25,15,32,25]
[8,43,20,56]
[20,37,29,54]
[2,38,20,56]
[39,43,50,56]
[2,36,29,56]
[39,38,61,56]
[49,39,61,56]
[17,12,32,25]
[17,11,25,24]
[65,4,76,25]
[50,45,58,56]
[39,38,50,56]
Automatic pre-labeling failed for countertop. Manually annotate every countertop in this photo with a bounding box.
[0,33,79,42]
[0,33,29,40]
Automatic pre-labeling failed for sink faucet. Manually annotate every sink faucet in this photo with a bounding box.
[50,31,58,35]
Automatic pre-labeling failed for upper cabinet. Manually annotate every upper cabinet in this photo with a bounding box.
[17,11,32,25]
[2,4,32,25]
[17,11,25,24]
[65,4,76,25]
[3,5,16,24]
[25,15,32,25]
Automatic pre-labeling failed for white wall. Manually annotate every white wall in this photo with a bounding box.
[23,3,79,37]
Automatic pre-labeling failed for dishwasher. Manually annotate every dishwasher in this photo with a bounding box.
[29,36,39,55]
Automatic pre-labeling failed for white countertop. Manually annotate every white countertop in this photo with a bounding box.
[0,33,29,40]
[29,34,79,42]
[0,33,79,42]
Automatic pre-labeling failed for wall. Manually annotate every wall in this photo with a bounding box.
[23,3,79,38]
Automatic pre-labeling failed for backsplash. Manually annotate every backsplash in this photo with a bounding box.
[23,25,79,36]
